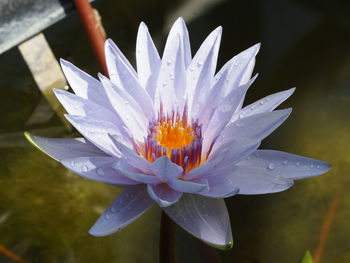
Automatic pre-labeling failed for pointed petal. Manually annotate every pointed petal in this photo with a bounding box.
[233,88,296,121]
[65,115,131,156]
[155,34,186,113]
[136,22,161,100]
[219,43,260,97]
[199,176,239,198]
[105,40,155,119]
[115,168,161,184]
[60,59,110,108]
[167,178,209,193]
[164,194,233,250]
[237,150,331,179]
[164,17,191,67]
[211,109,292,157]
[25,133,107,161]
[109,134,152,174]
[186,27,222,118]
[226,165,294,194]
[202,75,257,153]
[147,184,182,207]
[89,185,154,236]
[61,157,138,186]
[98,74,147,142]
[151,156,183,181]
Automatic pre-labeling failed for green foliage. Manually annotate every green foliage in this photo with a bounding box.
[300,251,314,263]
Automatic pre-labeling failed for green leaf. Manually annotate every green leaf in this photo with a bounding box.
[299,251,314,263]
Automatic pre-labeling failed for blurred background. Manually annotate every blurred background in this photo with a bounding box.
[0,0,349,262]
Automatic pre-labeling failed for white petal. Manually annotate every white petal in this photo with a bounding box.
[225,165,294,194]
[155,34,186,114]
[211,109,292,157]
[164,17,191,67]
[202,75,257,153]
[60,59,111,109]
[237,150,331,179]
[98,74,147,142]
[199,176,239,198]
[136,22,161,100]
[105,40,155,119]
[65,114,130,156]
[232,88,296,121]
[186,27,222,119]
[25,134,107,161]
[61,157,138,186]
[89,185,154,236]
[151,156,183,181]
[109,134,152,174]
[164,194,233,250]
[147,184,182,207]
[115,168,161,184]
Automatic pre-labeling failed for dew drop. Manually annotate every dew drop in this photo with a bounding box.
[310,164,315,169]
[295,162,300,166]
[162,81,167,87]
[110,207,117,213]
[97,168,105,176]
[267,162,276,170]
[167,59,172,65]
[234,62,239,66]
[317,165,320,169]
[259,100,265,105]
[190,66,195,71]
[283,160,288,165]
[137,49,141,53]
[105,214,110,220]
[246,156,251,160]
[83,165,89,172]
[197,60,203,67]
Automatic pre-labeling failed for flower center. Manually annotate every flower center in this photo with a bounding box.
[142,107,202,173]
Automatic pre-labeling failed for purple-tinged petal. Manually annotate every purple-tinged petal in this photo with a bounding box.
[225,165,294,194]
[61,157,138,186]
[25,133,107,161]
[105,40,155,120]
[89,185,154,236]
[151,156,183,181]
[105,38,137,80]
[185,156,224,180]
[167,178,209,194]
[164,17,191,68]
[237,150,331,179]
[147,184,182,207]
[109,134,152,174]
[211,109,292,157]
[115,168,161,184]
[219,43,260,97]
[53,88,121,126]
[208,137,261,167]
[164,194,233,250]
[155,34,186,113]
[186,27,222,119]
[60,59,111,109]
[65,115,131,157]
[136,22,161,100]
[232,88,296,121]
[199,176,239,198]
[98,74,148,142]
[202,75,257,153]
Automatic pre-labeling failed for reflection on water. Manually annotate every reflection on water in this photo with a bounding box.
[1,0,350,262]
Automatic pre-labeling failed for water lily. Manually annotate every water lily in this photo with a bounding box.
[25,17,330,249]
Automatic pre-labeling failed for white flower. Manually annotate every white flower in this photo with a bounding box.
[26,17,330,249]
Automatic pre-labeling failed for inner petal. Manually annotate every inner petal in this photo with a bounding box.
[141,105,203,173]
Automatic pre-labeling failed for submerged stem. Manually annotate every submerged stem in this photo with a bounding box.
[159,211,176,263]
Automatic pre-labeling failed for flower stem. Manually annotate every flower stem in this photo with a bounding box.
[159,211,176,263]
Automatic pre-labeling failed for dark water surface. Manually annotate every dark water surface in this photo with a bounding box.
[0,0,350,262]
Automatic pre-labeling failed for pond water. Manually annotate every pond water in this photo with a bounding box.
[0,0,350,262]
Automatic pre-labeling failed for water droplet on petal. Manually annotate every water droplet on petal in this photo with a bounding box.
[97,168,105,176]
[283,160,288,165]
[246,156,251,160]
[137,49,141,53]
[296,162,300,166]
[267,162,276,170]
[167,59,172,65]
[190,66,195,71]
[310,164,314,169]
[259,100,265,105]
[83,165,89,172]
[110,207,117,213]
[316,165,320,169]
[197,60,203,67]
[105,214,110,220]
[162,82,167,87]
